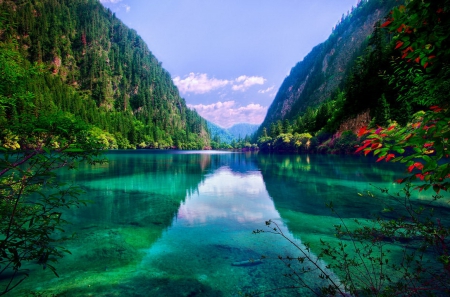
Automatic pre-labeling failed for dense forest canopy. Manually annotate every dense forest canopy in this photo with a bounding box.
[0,0,210,150]
[254,0,450,154]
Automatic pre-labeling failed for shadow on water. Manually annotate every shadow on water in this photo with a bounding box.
[48,276,225,297]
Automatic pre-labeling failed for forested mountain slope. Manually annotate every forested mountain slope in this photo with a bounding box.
[227,123,259,140]
[257,0,398,138]
[207,122,259,149]
[0,0,210,149]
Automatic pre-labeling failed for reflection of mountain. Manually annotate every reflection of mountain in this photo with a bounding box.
[256,153,413,218]
[61,151,214,230]
[257,153,450,238]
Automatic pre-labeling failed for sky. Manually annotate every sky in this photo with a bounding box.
[100,0,359,128]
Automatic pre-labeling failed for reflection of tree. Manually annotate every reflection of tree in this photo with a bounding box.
[255,153,450,295]
[61,152,215,230]
[256,154,405,218]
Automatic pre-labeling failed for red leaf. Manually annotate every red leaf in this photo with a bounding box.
[395,41,404,49]
[430,106,443,113]
[355,144,368,153]
[364,149,371,156]
[357,126,368,137]
[381,20,392,28]
[415,173,425,181]
[387,125,396,131]
[386,154,395,162]
[371,143,382,149]
[415,57,420,63]
[376,156,386,162]
[414,162,424,170]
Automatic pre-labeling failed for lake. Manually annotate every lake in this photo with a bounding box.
[9,151,450,296]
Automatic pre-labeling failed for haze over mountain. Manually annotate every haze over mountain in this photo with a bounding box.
[207,122,259,144]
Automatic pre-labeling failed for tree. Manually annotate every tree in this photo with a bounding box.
[253,107,450,296]
[0,41,105,295]
[382,0,450,108]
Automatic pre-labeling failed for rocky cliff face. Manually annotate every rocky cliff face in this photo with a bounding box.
[260,1,396,133]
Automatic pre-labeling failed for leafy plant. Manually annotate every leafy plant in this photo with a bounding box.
[251,107,449,296]
[0,39,106,295]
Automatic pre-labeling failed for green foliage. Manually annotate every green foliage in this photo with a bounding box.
[253,109,450,295]
[382,0,450,72]
[0,34,106,295]
[258,132,312,153]
[0,0,210,150]
[381,0,450,108]
[0,112,106,295]
[357,106,449,195]
[255,0,399,141]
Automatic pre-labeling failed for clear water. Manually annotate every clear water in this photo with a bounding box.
[7,151,450,296]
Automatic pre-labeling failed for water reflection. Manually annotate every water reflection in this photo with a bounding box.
[10,151,449,296]
[137,158,332,296]
[257,153,410,218]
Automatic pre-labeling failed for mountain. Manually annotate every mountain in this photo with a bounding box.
[207,122,235,144]
[208,122,259,145]
[0,0,210,149]
[256,0,398,138]
[227,123,259,139]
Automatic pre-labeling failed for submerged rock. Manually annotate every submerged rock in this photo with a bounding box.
[231,259,263,267]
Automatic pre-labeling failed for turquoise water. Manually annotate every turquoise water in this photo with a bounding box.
[7,151,450,296]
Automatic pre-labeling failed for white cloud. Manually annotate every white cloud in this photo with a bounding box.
[100,0,130,12]
[258,86,275,94]
[173,73,266,94]
[188,101,267,128]
[173,73,230,94]
[232,76,266,92]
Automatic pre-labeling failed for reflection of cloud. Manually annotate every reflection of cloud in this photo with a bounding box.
[173,73,230,94]
[188,101,267,128]
[173,73,266,94]
[177,168,279,225]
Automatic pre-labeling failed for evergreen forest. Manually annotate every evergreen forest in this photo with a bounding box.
[1,0,450,296]
[255,0,450,154]
[0,0,210,150]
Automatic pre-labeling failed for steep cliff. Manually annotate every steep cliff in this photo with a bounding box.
[258,0,397,136]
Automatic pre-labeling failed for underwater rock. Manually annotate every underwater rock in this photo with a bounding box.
[231,259,262,267]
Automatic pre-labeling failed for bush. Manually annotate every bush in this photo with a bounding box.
[253,107,450,296]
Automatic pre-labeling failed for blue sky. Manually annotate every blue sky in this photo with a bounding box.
[100,0,358,128]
